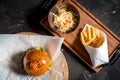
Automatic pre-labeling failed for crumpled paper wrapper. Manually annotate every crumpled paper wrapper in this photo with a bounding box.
[83,24,109,67]
[0,34,64,80]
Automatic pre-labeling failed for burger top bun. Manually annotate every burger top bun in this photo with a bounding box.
[23,47,51,76]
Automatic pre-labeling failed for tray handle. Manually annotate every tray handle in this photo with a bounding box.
[110,46,120,65]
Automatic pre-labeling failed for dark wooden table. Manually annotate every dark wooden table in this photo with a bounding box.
[0,0,120,80]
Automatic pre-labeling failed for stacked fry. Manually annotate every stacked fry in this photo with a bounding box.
[80,24,104,48]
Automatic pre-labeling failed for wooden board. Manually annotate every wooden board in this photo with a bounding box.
[40,0,120,72]
[17,32,69,80]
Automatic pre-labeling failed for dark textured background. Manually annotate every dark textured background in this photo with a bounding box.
[0,0,120,80]
[77,0,120,37]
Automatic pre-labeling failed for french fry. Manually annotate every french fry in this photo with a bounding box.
[91,27,96,39]
[94,28,100,38]
[87,26,91,40]
[80,24,104,48]
[90,38,99,47]
[85,37,96,45]
[80,33,85,44]
[82,30,89,42]
[96,36,104,47]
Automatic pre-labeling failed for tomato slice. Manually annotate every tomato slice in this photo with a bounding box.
[29,61,38,70]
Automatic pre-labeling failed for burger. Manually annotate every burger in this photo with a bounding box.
[23,46,51,76]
